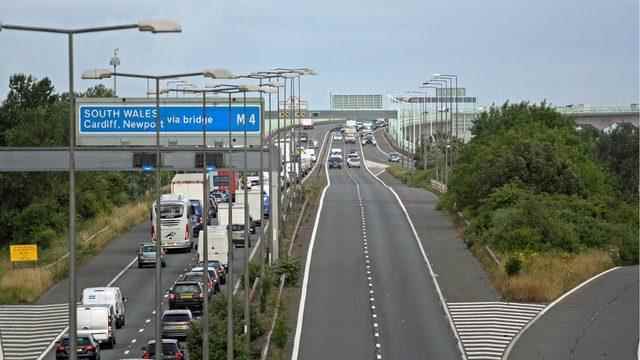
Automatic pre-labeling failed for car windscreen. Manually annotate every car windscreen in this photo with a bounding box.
[173,284,200,293]
[181,274,201,282]
[160,204,184,219]
[62,337,92,346]
[142,245,156,253]
[162,313,191,322]
[148,343,179,355]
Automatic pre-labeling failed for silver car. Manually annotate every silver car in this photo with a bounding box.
[161,309,193,340]
[137,242,166,268]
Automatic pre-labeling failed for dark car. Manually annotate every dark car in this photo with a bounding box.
[142,339,185,360]
[328,156,342,169]
[161,309,193,340]
[388,153,401,162]
[56,335,100,360]
[168,281,205,314]
[228,224,252,248]
[189,199,203,237]
[179,271,214,297]
[200,259,227,284]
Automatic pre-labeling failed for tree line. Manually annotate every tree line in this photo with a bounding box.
[441,102,638,264]
[0,74,155,250]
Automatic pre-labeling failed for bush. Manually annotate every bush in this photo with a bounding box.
[274,257,300,287]
[272,312,289,349]
[505,256,522,276]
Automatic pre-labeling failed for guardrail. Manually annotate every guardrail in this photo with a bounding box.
[555,105,639,114]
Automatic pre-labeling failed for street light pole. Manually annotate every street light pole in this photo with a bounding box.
[1,20,182,360]
[109,48,120,96]
[82,67,232,358]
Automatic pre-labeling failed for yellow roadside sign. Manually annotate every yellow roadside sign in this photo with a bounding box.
[10,244,38,262]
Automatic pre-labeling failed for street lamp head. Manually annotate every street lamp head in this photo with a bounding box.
[293,67,317,75]
[203,68,235,79]
[137,20,182,33]
[81,69,113,80]
[257,85,278,94]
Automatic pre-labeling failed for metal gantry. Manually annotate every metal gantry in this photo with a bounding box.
[0,20,181,360]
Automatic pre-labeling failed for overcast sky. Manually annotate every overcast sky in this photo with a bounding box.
[1,0,638,108]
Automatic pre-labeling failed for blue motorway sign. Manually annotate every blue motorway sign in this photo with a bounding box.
[79,103,261,134]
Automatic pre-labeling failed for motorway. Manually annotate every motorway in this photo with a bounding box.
[508,266,639,360]
[29,124,334,360]
[295,135,460,359]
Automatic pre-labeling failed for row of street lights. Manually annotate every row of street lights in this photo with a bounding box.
[2,18,315,360]
[393,73,462,185]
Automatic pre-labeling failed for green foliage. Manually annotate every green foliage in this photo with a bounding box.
[186,295,263,360]
[273,257,300,286]
[444,102,638,264]
[0,74,153,251]
[593,123,639,199]
[505,256,522,276]
[272,311,289,349]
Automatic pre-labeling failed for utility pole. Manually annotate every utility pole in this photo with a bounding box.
[109,48,120,96]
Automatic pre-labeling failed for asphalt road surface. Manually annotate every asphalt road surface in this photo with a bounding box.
[38,124,334,360]
[296,137,459,359]
[509,266,639,360]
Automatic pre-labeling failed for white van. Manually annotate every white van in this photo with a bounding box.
[77,306,116,348]
[197,225,229,267]
[81,287,127,328]
[151,194,194,251]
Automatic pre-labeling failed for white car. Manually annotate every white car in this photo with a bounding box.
[330,148,343,157]
[333,134,343,141]
[347,156,361,168]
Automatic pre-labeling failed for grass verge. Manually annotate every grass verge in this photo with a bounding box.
[491,249,614,302]
[386,166,438,193]
[386,164,616,303]
[0,195,151,304]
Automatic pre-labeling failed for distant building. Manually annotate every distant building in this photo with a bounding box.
[331,94,384,110]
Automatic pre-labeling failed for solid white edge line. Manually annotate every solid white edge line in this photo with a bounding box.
[359,139,468,360]
[236,126,332,295]
[291,135,333,360]
[501,265,622,360]
[37,256,138,360]
[107,257,138,287]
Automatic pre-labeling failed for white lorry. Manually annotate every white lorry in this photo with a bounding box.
[235,189,264,227]
[217,202,254,247]
[197,225,229,267]
[171,173,206,203]
[301,118,314,129]
[345,120,357,128]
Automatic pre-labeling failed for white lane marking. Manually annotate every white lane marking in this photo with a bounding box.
[359,139,467,360]
[502,266,621,359]
[447,302,545,359]
[39,254,139,360]
[107,256,138,287]
[291,134,333,360]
